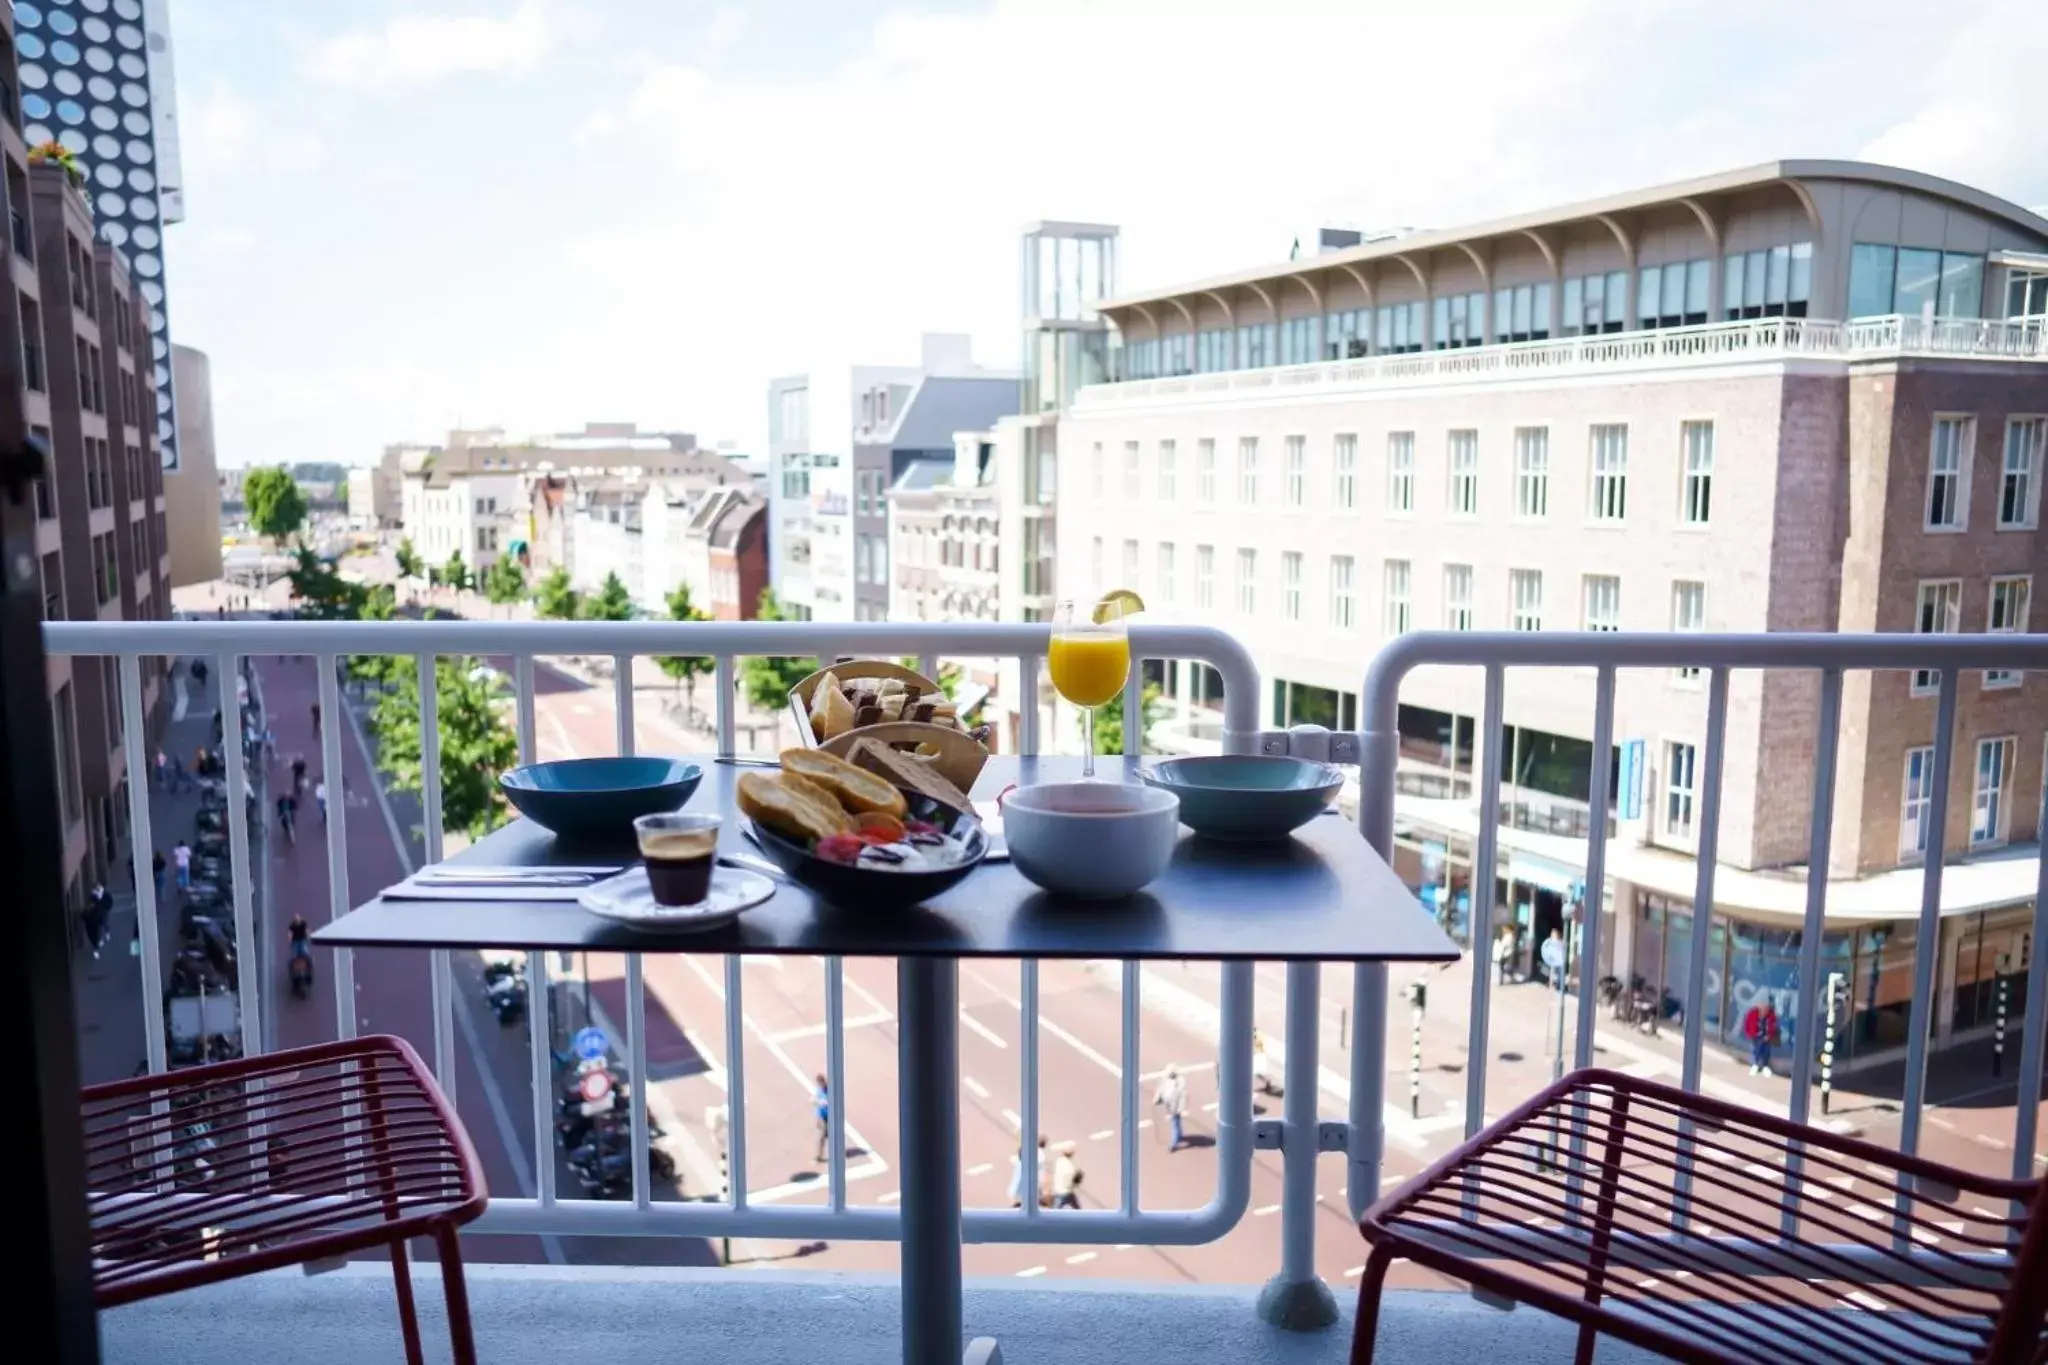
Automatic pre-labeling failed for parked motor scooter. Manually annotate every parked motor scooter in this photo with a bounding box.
[289,950,313,999]
[484,972,526,1025]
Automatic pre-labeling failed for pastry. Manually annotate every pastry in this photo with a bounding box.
[780,748,909,818]
[738,771,853,843]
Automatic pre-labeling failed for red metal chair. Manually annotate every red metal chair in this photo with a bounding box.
[1350,1068,2046,1365]
[82,1035,488,1365]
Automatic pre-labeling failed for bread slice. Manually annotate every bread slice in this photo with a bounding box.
[779,748,909,818]
[848,738,972,817]
[737,771,852,844]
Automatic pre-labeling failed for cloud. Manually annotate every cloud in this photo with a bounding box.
[1859,0,2047,199]
[183,87,325,177]
[704,6,747,54]
[305,0,553,90]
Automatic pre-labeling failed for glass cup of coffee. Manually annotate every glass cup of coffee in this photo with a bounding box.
[633,812,722,906]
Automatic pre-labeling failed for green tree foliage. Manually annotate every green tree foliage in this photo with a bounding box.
[441,549,470,594]
[579,570,636,622]
[656,583,715,712]
[1086,681,1165,759]
[394,538,424,582]
[483,556,527,613]
[345,585,408,689]
[368,655,519,839]
[243,466,309,543]
[739,587,816,715]
[533,564,580,620]
[285,545,368,620]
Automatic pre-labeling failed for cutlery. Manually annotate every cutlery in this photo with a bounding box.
[713,757,783,769]
[413,866,621,886]
[718,851,788,881]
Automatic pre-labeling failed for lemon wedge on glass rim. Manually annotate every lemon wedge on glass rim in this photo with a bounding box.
[1093,589,1146,624]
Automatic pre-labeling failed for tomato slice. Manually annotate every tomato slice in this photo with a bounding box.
[814,833,865,865]
[853,812,906,845]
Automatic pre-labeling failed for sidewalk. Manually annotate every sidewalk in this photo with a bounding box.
[70,655,268,1085]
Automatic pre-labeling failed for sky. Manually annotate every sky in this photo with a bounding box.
[159,0,2048,468]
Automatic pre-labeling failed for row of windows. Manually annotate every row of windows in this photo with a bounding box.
[1910,575,2034,692]
[1899,736,2043,857]
[1092,421,1719,527]
[1924,416,2044,532]
[1117,242,1815,378]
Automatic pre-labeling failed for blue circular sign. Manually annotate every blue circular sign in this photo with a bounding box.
[571,1026,608,1061]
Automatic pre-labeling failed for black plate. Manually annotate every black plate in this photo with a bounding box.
[744,793,987,910]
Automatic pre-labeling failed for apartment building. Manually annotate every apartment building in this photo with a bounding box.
[1061,160,2046,1063]
[163,343,220,586]
[7,147,169,920]
[398,447,522,577]
[888,430,1000,626]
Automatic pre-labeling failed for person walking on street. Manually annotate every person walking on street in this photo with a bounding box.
[1493,925,1516,986]
[1251,1028,1280,1097]
[315,779,328,823]
[311,701,321,738]
[154,747,167,789]
[276,793,296,846]
[813,1074,831,1163]
[151,849,165,901]
[85,884,112,957]
[1008,1135,1048,1208]
[1154,1064,1190,1151]
[1743,998,1780,1075]
[291,755,307,794]
[172,840,192,889]
[1050,1143,1083,1209]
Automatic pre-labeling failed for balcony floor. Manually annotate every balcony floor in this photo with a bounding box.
[101,1263,1669,1364]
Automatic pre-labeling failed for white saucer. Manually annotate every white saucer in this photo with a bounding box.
[578,864,776,931]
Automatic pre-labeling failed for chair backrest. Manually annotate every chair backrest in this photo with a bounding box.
[1985,1177,2047,1364]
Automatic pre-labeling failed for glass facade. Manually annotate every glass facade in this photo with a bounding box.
[1722,242,1812,319]
[1848,243,1984,319]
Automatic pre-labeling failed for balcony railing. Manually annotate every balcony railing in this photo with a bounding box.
[1077,314,2048,410]
[43,619,2048,1354]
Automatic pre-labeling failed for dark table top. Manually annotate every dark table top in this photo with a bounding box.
[315,756,1459,963]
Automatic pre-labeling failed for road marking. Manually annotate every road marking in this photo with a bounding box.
[1970,1133,2008,1150]
[1002,1108,1022,1129]
[1635,1278,1661,1291]
[1828,1174,1857,1190]
[1090,1129,1114,1141]
[967,1162,995,1177]
[1936,1220,1965,1235]
[1927,1113,1956,1131]
[879,1190,901,1204]
[1971,1206,2005,1220]
[1137,1119,1152,1129]
[1253,1203,1281,1217]
[1201,1102,1220,1113]
[963,1076,991,1100]
[959,1011,1007,1049]
[768,1010,892,1043]
[1115,1244,1134,1251]
[1065,1252,1096,1265]
[1841,1290,1888,1313]
[1343,1266,1366,1279]
[958,964,1119,1075]
[1016,1266,1046,1278]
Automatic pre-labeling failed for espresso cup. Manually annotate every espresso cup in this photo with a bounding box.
[633,812,722,906]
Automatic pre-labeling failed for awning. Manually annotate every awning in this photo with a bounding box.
[1508,853,1581,898]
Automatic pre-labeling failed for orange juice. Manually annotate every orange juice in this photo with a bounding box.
[1049,632,1130,707]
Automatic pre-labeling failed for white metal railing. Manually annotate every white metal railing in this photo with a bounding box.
[43,620,2048,1321]
[1081,313,2048,409]
[1357,631,2048,1273]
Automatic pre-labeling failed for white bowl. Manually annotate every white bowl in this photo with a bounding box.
[1003,782,1181,900]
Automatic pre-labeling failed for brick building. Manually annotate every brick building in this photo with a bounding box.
[1062,160,2046,1066]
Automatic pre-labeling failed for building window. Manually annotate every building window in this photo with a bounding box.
[53,683,80,823]
[1325,308,1369,360]
[1091,443,1104,497]
[1637,259,1712,328]
[1926,417,1972,529]
[1561,270,1631,336]
[1090,537,1104,592]
[1333,434,1357,509]
[1157,543,1176,604]
[1386,432,1414,513]
[1433,290,1489,348]
[1589,424,1628,522]
[1664,741,1698,842]
[1236,548,1256,614]
[1681,421,1714,525]
[1985,576,2031,688]
[1722,243,1814,320]
[2000,417,2043,529]
[1123,442,1141,499]
[1158,440,1176,502]
[1671,580,1706,681]
[1583,575,1621,631]
[1444,565,1473,631]
[1849,244,1984,320]
[1283,551,1303,621]
[1284,436,1306,507]
[1330,556,1355,627]
[1196,545,1215,609]
[1900,746,1935,859]
[1514,428,1549,518]
[1511,569,1543,632]
[1911,579,1962,693]
[1490,282,1553,343]
[1972,737,2014,847]
[1446,430,1478,515]
[1121,538,1139,587]
[1237,438,1258,503]
[1279,315,1321,365]
[1198,439,1217,502]
[40,551,62,620]
[1383,559,1410,635]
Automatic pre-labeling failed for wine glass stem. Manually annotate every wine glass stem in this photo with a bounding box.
[1082,707,1095,779]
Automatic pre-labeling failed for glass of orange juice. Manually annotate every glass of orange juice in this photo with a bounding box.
[1049,599,1131,779]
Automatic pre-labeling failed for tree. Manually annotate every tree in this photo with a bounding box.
[656,583,716,719]
[1086,681,1165,760]
[533,564,580,621]
[243,465,309,543]
[441,549,470,595]
[580,570,636,622]
[740,587,816,716]
[345,585,406,690]
[285,545,367,620]
[483,556,527,616]
[394,538,423,583]
[368,654,519,839]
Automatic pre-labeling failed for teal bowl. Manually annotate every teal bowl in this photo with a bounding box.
[1139,755,1343,841]
[499,757,701,840]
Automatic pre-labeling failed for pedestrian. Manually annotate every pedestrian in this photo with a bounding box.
[311,701,321,737]
[262,726,276,763]
[169,753,191,793]
[1251,1028,1279,1097]
[1493,925,1516,986]
[315,778,327,823]
[1154,1064,1190,1151]
[1050,1143,1083,1210]
[813,1074,831,1163]
[151,849,165,901]
[1008,1135,1048,1209]
[153,746,167,789]
[276,793,296,846]
[85,883,112,957]
[291,755,307,793]
[192,658,209,688]
[172,840,192,890]
[1743,998,1780,1075]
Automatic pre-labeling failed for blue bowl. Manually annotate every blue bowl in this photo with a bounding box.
[499,757,702,841]
[1139,755,1343,841]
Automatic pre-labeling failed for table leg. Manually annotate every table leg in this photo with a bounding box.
[897,956,993,1365]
